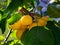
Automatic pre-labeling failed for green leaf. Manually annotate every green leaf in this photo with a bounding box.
[46,21,60,45]
[23,0,35,8]
[0,11,12,34]
[1,40,21,45]
[7,13,22,25]
[3,0,35,13]
[47,6,60,18]
[0,35,4,40]
[21,26,54,45]
[0,10,3,15]
[58,21,60,27]
[53,21,60,28]
[3,0,35,19]
[56,0,60,4]
[4,0,24,13]
[0,18,7,34]
[0,14,2,21]
[2,40,14,45]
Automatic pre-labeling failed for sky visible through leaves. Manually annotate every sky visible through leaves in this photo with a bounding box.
[35,0,60,22]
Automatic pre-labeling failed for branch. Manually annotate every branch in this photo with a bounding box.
[18,7,34,19]
[4,29,13,43]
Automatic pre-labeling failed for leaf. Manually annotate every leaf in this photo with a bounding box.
[0,11,12,34]
[2,40,14,45]
[0,18,7,34]
[7,13,22,25]
[2,40,21,45]
[3,0,35,19]
[0,10,3,15]
[58,21,60,26]
[57,0,60,4]
[0,14,2,21]
[2,0,24,19]
[47,6,60,18]
[53,21,60,28]
[4,0,35,13]
[21,26,54,45]
[46,21,60,45]
[4,0,24,13]
[0,35,4,40]
[23,0,35,8]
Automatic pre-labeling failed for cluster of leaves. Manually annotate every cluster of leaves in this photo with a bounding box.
[0,40,22,45]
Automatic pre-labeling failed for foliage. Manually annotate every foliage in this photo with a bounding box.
[21,26,54,45]
[0,0,60,45]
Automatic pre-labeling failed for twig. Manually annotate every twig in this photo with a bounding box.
[18,7,34,19]
[4,29,13,43]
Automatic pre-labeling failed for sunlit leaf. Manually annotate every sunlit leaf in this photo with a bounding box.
[47,5,60,18]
